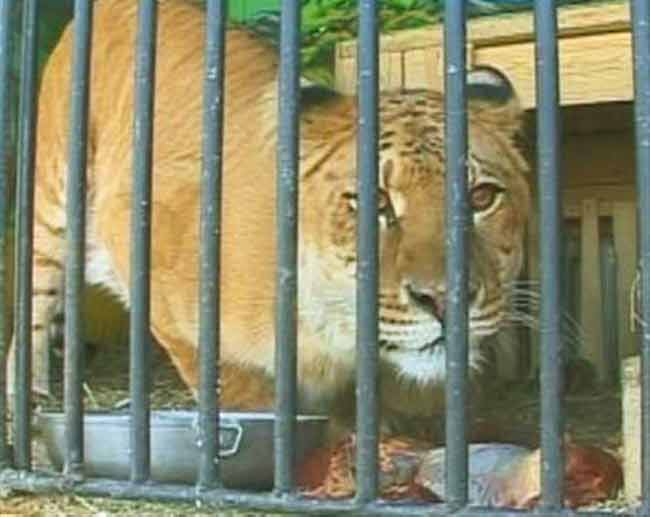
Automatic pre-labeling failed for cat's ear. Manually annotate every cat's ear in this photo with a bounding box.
[467,66,523,136]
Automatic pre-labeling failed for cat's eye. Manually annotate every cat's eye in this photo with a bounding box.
[378,190,398,226]
[470,183,504,212]
[342,191,358,211]
[377,190,391,214]
[342,190,397,225]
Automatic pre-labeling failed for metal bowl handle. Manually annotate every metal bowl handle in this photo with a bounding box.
[217,422,243,458]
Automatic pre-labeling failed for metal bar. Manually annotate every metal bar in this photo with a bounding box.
[355,0,380,503]
[0,469,625,517]
[443,0,469,508]
[0,0,15,469]
[197,0,227,491]
[631,0,650,511]
[13,0,39,471]
[274,0,301,494]
[63,0,93,479]
[533,0,565,509]
[129,0,157,483]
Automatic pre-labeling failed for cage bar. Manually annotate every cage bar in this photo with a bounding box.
[197,0,227,491]
[631,0,650,511]
[129,0,157,483]
[63,0,93,478]
[443,0,470,509]
[0,468,626,517]
[533,0,565,509]
[274,0,301,494]
[355,0,380,503]
[13,0,39,471]
[0,0,14,469]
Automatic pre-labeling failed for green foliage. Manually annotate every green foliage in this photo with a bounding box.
[242,0,447,85]
[298,0,444,84]
[244,0,617,85]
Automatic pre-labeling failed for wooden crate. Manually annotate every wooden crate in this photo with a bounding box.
[334,2,633,109]
[529,194,638,382]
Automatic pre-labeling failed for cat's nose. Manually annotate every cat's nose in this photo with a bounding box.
[405,282,478,322]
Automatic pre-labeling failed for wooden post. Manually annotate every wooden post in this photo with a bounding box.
[622,355,641,503]
[580,198,605,380]
[613,201,638,358]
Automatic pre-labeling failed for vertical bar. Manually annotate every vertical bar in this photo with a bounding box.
[129,0,157,483]
[600,237,619,386]
[534,0,565,509]
[64,0,93,478]
[631,0,650,511]
[443,0,469,508]
[274,0,301,494]
[355,0,379,504]
[197,0,227,491]
[13,0,38,471]
[0,0,14,469]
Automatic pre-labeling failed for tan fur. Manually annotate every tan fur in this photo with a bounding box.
[8,0,531,435]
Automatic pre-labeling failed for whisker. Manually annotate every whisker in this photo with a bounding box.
[504,304,584,337]
[507,279,541,286]
[499,321,583,352]
[511,299,582,328]
[505,307,582,338]
[502,282,588,350]
[504,309,584,349]
[508,289,584,335]
[499,322,584,352]
[508,298,584,338]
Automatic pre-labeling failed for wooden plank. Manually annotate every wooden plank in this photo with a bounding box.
[337,2,630,57]
[613,201,638,359]
[474,31,633,109]
[376,51,404,92]
[334,50,403,94]
[561,186,637,217]
[334,53,356,95]
[622,355,641,502]
[580,198,606,380]
[531,188,636,220]
[403,47,442,91]
[336,32,633,106]
[402,44,473,92]
[335,3,632,106]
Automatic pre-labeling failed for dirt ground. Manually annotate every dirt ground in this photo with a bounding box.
[0,339,634,515]
[0,493,268,517]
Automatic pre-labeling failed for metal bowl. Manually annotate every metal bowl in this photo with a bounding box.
[35,410,328,489]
